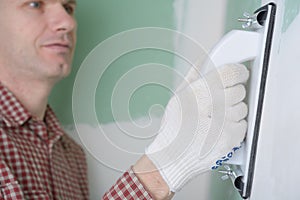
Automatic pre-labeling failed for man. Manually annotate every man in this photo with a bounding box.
[0,0,249,199]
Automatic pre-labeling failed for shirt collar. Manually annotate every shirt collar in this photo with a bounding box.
[0,82,64,138]
[44,105,64,138]
[0,82,31,127]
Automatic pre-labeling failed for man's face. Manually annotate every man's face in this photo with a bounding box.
[0,0,77,83]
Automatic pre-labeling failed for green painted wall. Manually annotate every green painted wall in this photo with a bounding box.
[49,0,174,124]
[282,0,300,32]
[225,0,262,33]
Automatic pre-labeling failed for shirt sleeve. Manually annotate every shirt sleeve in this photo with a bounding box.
[0,160,25,200]
[102,168,153,200]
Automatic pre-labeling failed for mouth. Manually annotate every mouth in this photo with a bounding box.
[42,42,72,53]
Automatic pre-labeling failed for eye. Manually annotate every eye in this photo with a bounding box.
[28,1,42,9]
[64,4,75,15]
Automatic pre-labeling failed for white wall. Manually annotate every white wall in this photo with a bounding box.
[250,0,300,199]
[173,0,228,80]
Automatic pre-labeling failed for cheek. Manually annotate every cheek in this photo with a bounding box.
[0,18,14,47]
[0,26,20,62]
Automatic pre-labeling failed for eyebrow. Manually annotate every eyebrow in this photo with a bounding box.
[68,0,76,5]
[62,0,77,5]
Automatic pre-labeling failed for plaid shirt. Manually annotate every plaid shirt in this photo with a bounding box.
[103,169,153,200]
[0,82,152,200]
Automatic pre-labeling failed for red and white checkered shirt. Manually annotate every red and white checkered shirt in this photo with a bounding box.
[0,82,89,199]
[0,82,153,200]
[103,169,153,200]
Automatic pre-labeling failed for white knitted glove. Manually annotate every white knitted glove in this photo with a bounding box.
[145,64,249,192]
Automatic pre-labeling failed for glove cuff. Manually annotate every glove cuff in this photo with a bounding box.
[146,147,207,192]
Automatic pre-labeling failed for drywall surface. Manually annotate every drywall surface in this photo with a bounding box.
[222,0,300,199]
[282,0,300,32]
[250,0,300,199]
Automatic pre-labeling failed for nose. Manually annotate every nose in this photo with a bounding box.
[48,4,77,34]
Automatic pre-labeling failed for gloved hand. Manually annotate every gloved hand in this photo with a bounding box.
[145,63,249,192]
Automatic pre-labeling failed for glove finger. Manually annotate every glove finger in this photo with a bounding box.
[189,83,247,122]
[214,63,249,88]
[179,63,248,93]
[225,84,246,106]
[226,102,248,122]
[200,63,249,103]
[200,119,247,160]
[176,63,203,92]
[183,57,204,82]
[225,120,247,148]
